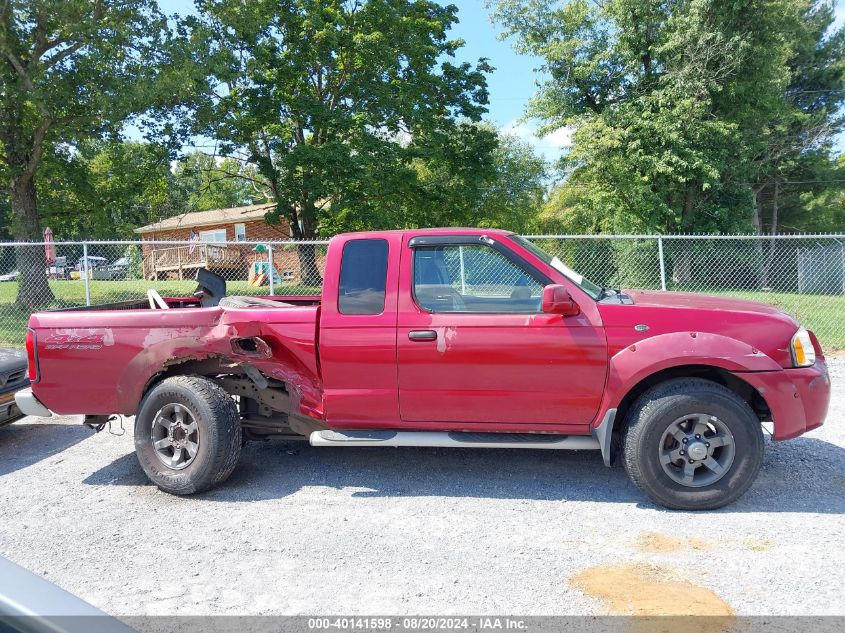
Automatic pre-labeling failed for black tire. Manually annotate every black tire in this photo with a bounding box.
[134,375,241,495]
[622,377,764,510]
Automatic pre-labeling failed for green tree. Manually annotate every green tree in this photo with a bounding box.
[491,0,845,244]
[172,152,269,212]
[37,144,271,240]
[0,0,173,306]
[738,1,845,285]
[794,154,845,232]
[187,0,492,283]
[321,125,548,233]
[404,128,548,233]
[38,140,179,239]
[414,128,548,233]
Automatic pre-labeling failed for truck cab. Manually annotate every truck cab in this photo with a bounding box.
[321,230,607,432]
[16,229,830,510]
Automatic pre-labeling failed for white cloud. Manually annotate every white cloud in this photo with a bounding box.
[500,119,574,162]
[500,119,535,141]
[542,126,574,149]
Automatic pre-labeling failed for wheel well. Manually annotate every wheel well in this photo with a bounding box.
[614,365,771,432]
[137,357,317,440]
[141,356,244,403]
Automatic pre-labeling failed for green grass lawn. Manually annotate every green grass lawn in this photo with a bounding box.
[0,280,842,351]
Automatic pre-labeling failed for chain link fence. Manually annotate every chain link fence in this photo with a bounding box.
[0,239,329,348]
[0,234,843,349]
[528,234,845,349]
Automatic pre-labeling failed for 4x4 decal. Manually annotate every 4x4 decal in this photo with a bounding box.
[45,334,105,350]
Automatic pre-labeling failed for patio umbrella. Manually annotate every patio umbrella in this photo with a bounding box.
[44,227,56,264]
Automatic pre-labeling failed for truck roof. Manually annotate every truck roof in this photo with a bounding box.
[334,227,516,240]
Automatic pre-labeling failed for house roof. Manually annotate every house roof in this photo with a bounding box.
[134,203,278,234]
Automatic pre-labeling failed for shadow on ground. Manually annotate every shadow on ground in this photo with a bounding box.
[82,434,845,513]
[0,419,91,477]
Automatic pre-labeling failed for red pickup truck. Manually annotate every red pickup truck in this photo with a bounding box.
[16,229,830,509]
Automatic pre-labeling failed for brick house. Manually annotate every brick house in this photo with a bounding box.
[135,203,318,284]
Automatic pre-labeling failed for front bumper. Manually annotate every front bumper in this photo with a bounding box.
[740,361,830,440]
[14,387,53,418]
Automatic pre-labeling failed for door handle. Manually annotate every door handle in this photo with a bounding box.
[408,330,438,342]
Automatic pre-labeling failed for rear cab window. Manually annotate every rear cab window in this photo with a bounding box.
[338,239,389,315]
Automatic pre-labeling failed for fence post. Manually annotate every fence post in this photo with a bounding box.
[267,243,274,296]
[82,242,91,306]
[657,236,667,291]
[459,246,466,294]
[841,241,844,295]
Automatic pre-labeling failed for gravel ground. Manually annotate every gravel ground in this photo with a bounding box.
[0,360,843,619]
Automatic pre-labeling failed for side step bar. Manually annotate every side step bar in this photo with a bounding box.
[309,429,600,451]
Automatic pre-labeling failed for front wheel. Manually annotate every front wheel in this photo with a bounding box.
[134,376,241,495]
[622,378,764,510]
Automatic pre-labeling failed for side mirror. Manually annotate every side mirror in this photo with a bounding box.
[542,284,580,316]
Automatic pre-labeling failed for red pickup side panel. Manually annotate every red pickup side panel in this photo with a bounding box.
[318,232,403,427]
[30,305,323,418]
[594,329,830,440]
[395,233,608,429]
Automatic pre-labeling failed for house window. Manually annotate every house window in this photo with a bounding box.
[234,223,246,241]
[199,229,227,243]
[282,269,294,280]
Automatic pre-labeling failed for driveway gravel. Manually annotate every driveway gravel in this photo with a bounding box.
[0,359,842,619]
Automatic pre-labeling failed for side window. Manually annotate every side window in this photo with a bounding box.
[413,244,544,313]
[338,239,389,315]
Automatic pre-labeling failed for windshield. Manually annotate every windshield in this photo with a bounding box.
[508,235,603,300]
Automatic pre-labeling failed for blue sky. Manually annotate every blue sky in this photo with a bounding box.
[158,0,845,159]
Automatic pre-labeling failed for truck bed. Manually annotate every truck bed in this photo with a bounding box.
[29,296,323,417]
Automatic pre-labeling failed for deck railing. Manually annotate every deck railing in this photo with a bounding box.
[143,243,244,279]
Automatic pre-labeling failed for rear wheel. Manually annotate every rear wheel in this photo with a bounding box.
[622,378,764,510]
[134,376,241,495]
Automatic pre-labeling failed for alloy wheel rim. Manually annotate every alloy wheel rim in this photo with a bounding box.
[150,403,200,470]
[658,413,736,488]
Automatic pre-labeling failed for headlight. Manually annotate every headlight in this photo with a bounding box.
[790,327,816,367]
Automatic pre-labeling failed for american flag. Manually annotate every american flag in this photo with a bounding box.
[188,229,198,255]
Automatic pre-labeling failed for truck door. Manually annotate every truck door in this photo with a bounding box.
[319,233,402,428]
[397,235,607,428]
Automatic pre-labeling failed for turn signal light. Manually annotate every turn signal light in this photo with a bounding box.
[790,328,815,368]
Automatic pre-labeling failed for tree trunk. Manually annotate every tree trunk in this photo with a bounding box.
[751,185,766,290]
[751,186,763,234]
[296,243,323,288]
[10,174,55,308]
[671,184,696,285]
[289,203,323,288]
[760,181,779,290]
[671,249,691,286]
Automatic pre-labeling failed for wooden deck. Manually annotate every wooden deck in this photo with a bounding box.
[143,244,245,280]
